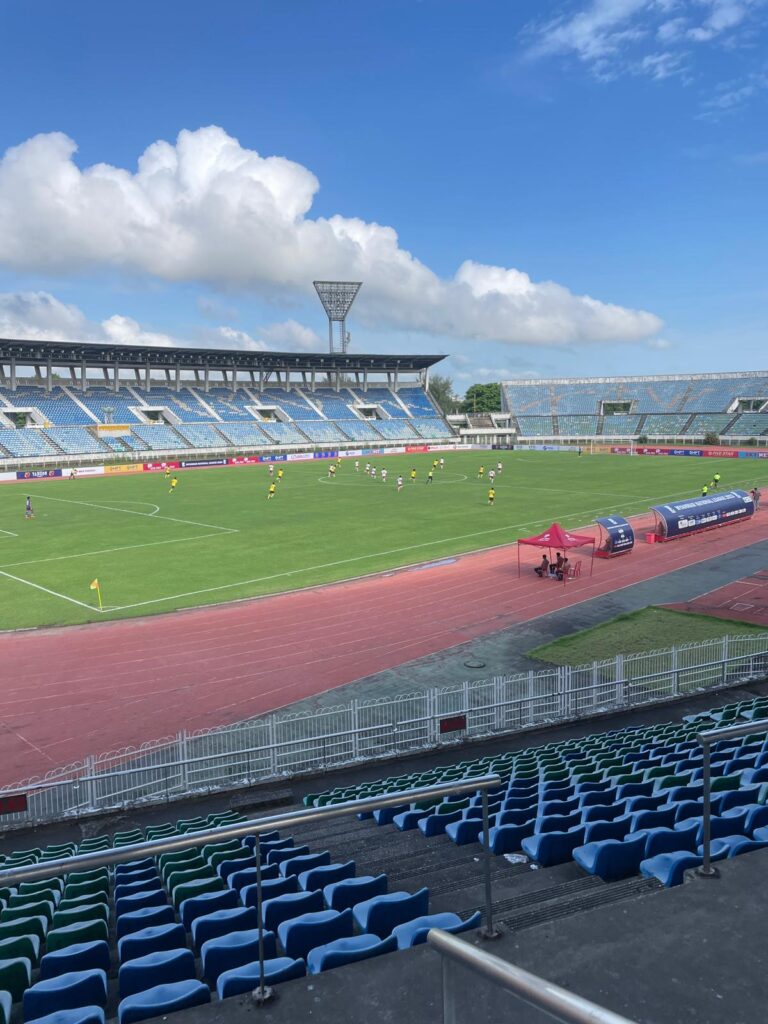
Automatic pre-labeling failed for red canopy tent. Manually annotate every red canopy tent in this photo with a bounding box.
[517,521,596,580]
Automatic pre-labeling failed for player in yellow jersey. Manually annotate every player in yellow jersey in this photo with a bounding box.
[478,465,485,479]
[487,486,495,505]
[164,467,171,480]
[277,467,284,482]
[410,468,417,483]
[268,482,277,500]
[169,476,178,494]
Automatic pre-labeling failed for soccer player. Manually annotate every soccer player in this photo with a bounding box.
[267,481,277,500]
[432,459,439,471]
[496,461,502,474]
[396,475,404,491]
[439,457,445,470]
[164,467,171,480]
[355,459,360,472]
[713,473,721,489]
[328,463,336,478]
[277,467,284,482]
[70,467,78,481]
[487,486,495,505]
[268,463,274,477]
[488,468,496,484]
[169,476,178,494]
[478,465,485,479]
[365,462,370,475]
[426,468,434,484]
[371,466,377,479]
[381,468,388,483]
[25,496,34,519]
[701,484,708,497]
[410,468,417,483]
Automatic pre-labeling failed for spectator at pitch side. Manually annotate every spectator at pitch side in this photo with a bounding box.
[535,555,549,578]
[556,556,570,581]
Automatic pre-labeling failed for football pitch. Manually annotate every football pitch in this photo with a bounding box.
[0,450,764,630]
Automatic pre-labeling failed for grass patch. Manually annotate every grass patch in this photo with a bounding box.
[529,607,768,666]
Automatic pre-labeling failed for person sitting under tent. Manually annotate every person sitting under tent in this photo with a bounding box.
[556,556,570,581]
[535,554,550,578]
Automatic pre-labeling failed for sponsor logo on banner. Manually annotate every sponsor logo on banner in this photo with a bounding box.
[17,469,62,480]
[406,445,429,453]
[144,461,181,472]
[312,450,339,460]
[228,456,260,465]
[286,452,315,462]
[65,466,104,477]
[259,454,289,463]
[105,463,144,474]
[651,489,754,538]
[180,459,227,468]
[738,450,768,459]
[339,449,363,459]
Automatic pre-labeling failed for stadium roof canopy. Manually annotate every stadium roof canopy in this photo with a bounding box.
[0,338,445,373]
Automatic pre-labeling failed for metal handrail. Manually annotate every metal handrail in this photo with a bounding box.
[428,928,637,1024]
[697,716,768,877]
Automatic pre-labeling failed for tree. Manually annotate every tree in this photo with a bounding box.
[703,431,720,446]
[427,374,459,414]
[462,382,501,414]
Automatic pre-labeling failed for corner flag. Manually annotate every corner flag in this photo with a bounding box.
[90,578,103,611]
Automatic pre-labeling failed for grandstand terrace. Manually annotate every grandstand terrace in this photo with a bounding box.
[502,372,768,442]
[0,340,454,462]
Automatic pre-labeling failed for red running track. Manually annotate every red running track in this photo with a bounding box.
[667,568,768,627]
[1,513,766,787]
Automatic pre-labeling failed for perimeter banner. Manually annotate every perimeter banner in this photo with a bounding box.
[104,463,144,475]
[651,489,754,539]
[143,461,181,472]
[16,468,62,480]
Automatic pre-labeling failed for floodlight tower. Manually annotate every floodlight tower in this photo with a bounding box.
[313,281,362,354]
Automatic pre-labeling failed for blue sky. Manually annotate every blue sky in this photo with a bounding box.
[0,0,765,391]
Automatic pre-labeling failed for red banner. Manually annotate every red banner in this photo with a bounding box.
[143,461,181,472]
[405,445,429,453]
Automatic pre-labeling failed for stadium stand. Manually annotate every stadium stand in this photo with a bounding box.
[686,413,734,436]
[600,415,641,436]
[410,418,453,438]
[312,389,356,421]
[135,389,217,423]
[131,426,191,451]
[215,422,271,447]
[199,389,257,422]
[335,419,383,442]
[0,428,59,458]
[396,387,438,417]
[515,416,554,437]
[260,390,323,421]
[78,389,147,425]
[350,389,408,418]
[258,422,309,445]
[43,428,108,455]
[174,425,229,449]
[557,415,599,436]
[373,420,418,440]
[0,386,92,425]
[724,413,768,437]
[642,414,691,435]
[295,422,350,444]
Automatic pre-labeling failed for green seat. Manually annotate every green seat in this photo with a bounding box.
[571,772,602,785]
[165,865,210,892]
[66,869,108,888]
[113,831,143,847]
[614,772,644,786]
[176,818,207,833]
[62,879,108,901]
[201,841,241,863]
[302,794,320,807]
[46,918,108,953]
[57,894,107,914]
[6,850,41,864]
[172,876,224,910]
[207,847,250,871]
[0,892,13,908]
[9,890,59,910]
[52,903,108,930]
[711,774,741,792]
[158,849,202,873]
[654,773,692,791]
[0,935,40,967]
[77,838,110,853]
[146,825,177,840]
[434,798,470,814]
[42,845,76,858]
[18,879,62,898]
[0,901,54,927]
[0,916,47,944]
[0,955,31,1002]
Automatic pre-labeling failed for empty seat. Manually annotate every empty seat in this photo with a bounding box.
[115,890,166,920]
[216,958,306,999]
[0,991,10,1024]
[23,969,108,1022]
[261,890,323,932]
[298,862,355,893]
[573,835,648,882]
[118,949,196,1000]
[323,875,387,913]
[117,980,210,1024]
[391,911,482,949]
[640,851,703,887]
[45,921,108,954]
[200,929,277,985]
[0,936,40,968]
[117,923,187,965]
[116,906,175,941]
[265,846,309,868]
[39,941,110,981]
[307,934,397,974]
[521,826,586,867]
[279,852,330,878]
[0,956,31,1001]
[278,908,354,961]
[352,889,430,939]
[16,1011,103,1024]
[191,907,258,952]
[179,888,238,931]
[241,875,299,908]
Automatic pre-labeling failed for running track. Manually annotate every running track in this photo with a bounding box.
[0,513,766,787]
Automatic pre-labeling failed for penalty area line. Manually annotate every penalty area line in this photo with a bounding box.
[0,570,100,611]
[34,494,237,534]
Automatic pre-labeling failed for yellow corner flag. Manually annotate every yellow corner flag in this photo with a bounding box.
[90,578,103,611]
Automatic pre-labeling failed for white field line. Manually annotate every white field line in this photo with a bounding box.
[0,531,236,571]
[0,570,99,611]
[34,494,236,533]
[0,529,18,538]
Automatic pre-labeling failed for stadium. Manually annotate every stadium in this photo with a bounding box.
[0,321,767,1024]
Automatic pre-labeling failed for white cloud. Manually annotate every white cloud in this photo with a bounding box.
[647,335,672,349]
[0,127,662,348]
[699,69,768,117]
[258,319,324,351]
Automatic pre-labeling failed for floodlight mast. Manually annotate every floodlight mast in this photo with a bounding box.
[313,281,362,354]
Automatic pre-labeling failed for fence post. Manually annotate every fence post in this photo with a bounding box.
[615,654,625,706]
[527,671,535,725]
[84,755,97,811]
[722,636,729,684]
[672,644,679,696]
[178,731,189,792]
[494,676,504,732]
[351,700,360,761]
[268,716,278,777]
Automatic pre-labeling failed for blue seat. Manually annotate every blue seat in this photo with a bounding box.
[200,929,276,985]
[637,822,698,858]
[23,969,108,1022]
[352,888,430,939]
[391,911,482,949]
[265,846,309,868]
[674,800,704,823]
[640,851,703,887]
[444,819,484,846]
[540,798,579,816]
[298,862,355,892]
[392,809,431,831]
[241,831,281,852]
[39,941,110,980]
[573,834,647,882]
[117,923,187,965]
[372,805,409,826]
[323,875,387,912]
[581,805,625,824]
[217,856,259,882]
[502,795,539,811]
[522,826,586,867]
[616,782,654,799]
[307,934,396,974]
[114,879,161,902]
[578,788,618,807]
[667,784,704,803]
[116,905,175,940]
[216,958,306,998]
[723,794,767,819]
[741,766,768,786]
[278,908,354,960]
[18,1011,104,1024]
[261,890,323,932]
[537,812,582,832]
[228,864,279,892]
[118,949,196,1000]
[179,888,238,930]
[418,811,463,837]
[113,868,157,886]
[484,820,536,854]
[575,781,613,795]
[629,807,677,831]
[118,980,210,1024]
[624,794,667,813]
[583,818,631,844]
[699,835,761,861]
[189,906,257,951]
[115,890,167,919]
[241,875,299,908]
[115,861,154,879]
[494,809,535,828]
[279,852,330,878]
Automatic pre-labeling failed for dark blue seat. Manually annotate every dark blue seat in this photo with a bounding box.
[502,796,539,812]
[298,863,355,893]
[117,923,187,965]
[743,804,768,832]
[200,929,276,985]
[118,980,210,1024]
[699,835,756,861]
[241,875,299,908]
[244,837,288,857]
[307,934,396,974]
[741,766,768,786]
[217,856,259,882]
[418,811,463,837]
[392,809,431,831]
[228,864,279,893]
[674,800,704,823]
[114,879,161,902]
[179,888,238,931]
[265,846,310,868]
[719,789,763,814]
[579,788,618,808]
[115,890,167,920]
[522,826,586,867]
[278,908,354,960]
[573,834,647,882]
[23,969,108,1021]
[616,781,654,799]
[536,812,582,833]
[241,831,280,852]
[667,784,704,803]
[391,911,482,949]
[640,851,702,886]
[629,807,677,831]
[18,1011,104,1024]
[115,860,154,879]
[216,958,306,999]
[261,890,324,932]
[118,948,196,1000]
[494,809,535,828]
[624,794,667,813]
[484,819,536,855]
[583,818,631,843]
[116,905,175,941]
[574,781,613,795]
[352,888,430,939]
[445,818,484,846]
[629,822,698,858]
[39,941,110,981]
[540,798,579,816]
[372,805,409,826]
[191,906,259,952]
[323,875,387,912]
[279,852,330,878]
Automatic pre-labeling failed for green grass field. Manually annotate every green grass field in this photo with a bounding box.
[530,607,768,665]
[0,450,764,630]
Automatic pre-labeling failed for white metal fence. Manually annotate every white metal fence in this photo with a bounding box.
[2,633,767,827]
